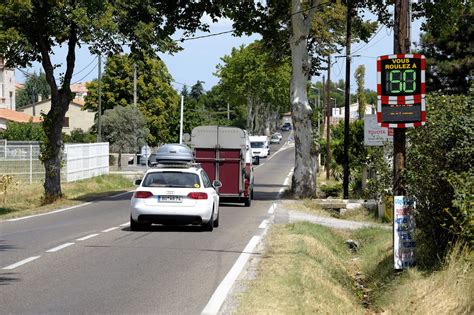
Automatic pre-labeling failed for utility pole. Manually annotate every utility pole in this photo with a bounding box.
[227,103,230,120]
[133,63,137,106]
[31,87,36,117]
[179,95,184,144]
[343,0,353,199]
[325,55,331,180]
[393,0,410,196]
[97,52,102,142]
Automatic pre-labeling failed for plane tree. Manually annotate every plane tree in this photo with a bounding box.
[215,41,291,135]
[0,1,222,202]
[223,0,385,198]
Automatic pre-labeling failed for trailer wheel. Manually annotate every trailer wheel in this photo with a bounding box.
[244,197,251,207]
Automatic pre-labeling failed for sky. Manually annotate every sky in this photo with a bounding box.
[15,13,424,95]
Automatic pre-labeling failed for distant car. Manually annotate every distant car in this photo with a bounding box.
[270,134,281,144]
[281,123,292,131]
[249,135,270,157]
[140,153,157,166]
[273,132,283,140]
[130,163,221,231]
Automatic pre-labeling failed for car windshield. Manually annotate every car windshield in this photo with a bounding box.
[143,172,200,188]
[251,142,265,148]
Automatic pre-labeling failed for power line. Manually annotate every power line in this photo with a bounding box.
[352,25,384,54]
[178,30,234,42]
[71,56,98,78]
[72,61,98,84]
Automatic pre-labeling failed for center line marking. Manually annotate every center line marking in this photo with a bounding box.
[3,256,41,270]
[76,234,99,241]
[102,227,119,233]
[46,242,75,253]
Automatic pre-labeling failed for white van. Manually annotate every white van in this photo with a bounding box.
[249,135,270,158]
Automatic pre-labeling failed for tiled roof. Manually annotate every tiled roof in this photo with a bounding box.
[70,82,89,93]
[0,109,42,123]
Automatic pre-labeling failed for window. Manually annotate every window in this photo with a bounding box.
[251,142,265,148]
[64,117,70,127]
[201,171,211,188]
[143,172,200,188]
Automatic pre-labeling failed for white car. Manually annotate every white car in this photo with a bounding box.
[249,135,270,157]
[270,134,281,144]
[130,164,221,231]
[273,132,283,141]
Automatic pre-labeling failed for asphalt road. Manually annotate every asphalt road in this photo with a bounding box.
[0,135,294,315]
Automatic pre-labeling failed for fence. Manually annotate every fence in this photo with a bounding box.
[0,140,109,184]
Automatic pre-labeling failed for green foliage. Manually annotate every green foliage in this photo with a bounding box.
[320,183,342,198]
[62,129,96,143]
[85,54,179,146]
[0,121,46,141]
[416,2,473,94]
[16,71,51,108]
[365,146,392,200]
[215,41,291,134]
[406,94,473,263]
[101,105,149,155]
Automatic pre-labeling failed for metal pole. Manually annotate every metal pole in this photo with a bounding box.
[326,56,331,180]
[133,63,137,106]
[179,95,184,144]
[97,52,102,142]
[343,0,353,199]
[29,144,33,184]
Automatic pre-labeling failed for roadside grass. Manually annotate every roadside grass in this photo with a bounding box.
[235,221,473,314]
[0,174,135,220]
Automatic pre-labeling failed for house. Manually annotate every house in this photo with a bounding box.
[0,57,16,110]
[330,102,376,124]
[19,98,95,134]
[70,82,89,100]
[0,108,42,130]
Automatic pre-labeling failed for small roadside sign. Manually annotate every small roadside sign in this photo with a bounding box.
[394,196,416,269]
[364,115,393,146]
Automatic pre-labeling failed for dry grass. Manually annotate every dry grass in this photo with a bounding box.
[236,223,366,314]
[0,174,134,220]
[234,221,472,314]
[378,245,473,314]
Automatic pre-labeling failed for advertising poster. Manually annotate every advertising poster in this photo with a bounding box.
[394,196,416,269]
[364,115,393,146]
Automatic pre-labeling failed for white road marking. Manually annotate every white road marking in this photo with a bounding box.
[258,219,269,229]
[3,256,41,270]
[46,242,75,253]
[119,222,130,227]
[102,226,120,233]
[202,235,261,315]
[76,233,99,241]
[268,203,276,214]
[6,203,93,222]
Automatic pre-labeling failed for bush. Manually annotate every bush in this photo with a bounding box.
[406,94,473,265]
[320,183,342,197]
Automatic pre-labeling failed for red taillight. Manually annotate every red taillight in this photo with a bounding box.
[134,191,153,198]
[187,192,208,200]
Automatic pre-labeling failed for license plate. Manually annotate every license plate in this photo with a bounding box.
[157,195,183,203]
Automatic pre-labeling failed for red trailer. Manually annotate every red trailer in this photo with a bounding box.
[191,126,254,206]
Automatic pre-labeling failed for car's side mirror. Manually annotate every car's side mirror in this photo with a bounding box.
[134,179,142,185]
[252,156,260,165]
[212,180,222,188]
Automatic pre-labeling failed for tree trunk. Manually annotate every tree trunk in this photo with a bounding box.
[118,150,122,170]
[38,24,77,202]
[289,0,318,198]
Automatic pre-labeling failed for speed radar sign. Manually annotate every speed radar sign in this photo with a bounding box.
[377,54,426,128]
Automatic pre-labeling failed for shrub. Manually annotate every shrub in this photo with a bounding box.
[320,183,342,197]
[406,94,473,265]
